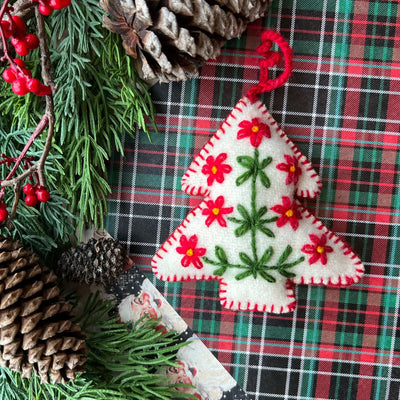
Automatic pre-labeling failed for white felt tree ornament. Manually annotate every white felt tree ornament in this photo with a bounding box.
[152,31,364,313]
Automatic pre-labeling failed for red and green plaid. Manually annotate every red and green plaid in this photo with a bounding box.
[106,0,400,399]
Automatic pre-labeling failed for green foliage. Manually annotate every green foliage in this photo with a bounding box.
[0,128,76,260]
[0,0,156,234]
[51,0,155,233]
[0,293,195,400]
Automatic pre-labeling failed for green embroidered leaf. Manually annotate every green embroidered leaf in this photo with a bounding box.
[228,217,244,224]
[237,204,250,220]
[279,270,296,279]
[260,156,273,169]
[258,171,271,188]
[259,247,274,265]
[214,267,227,276]
[215,246,228,264]
[234,223,251,237]
[236,155,255,169]
[236,170,253,186]
[285,256,305,268]
[278,245,293,265]
[256,206,268,219]
[235,270,254,280]
[202,256,219,266]
[278,256,305,277]
[259,216,279,224]
[259,271,276,283]
[239,252,253,265]
[257,225,275,237]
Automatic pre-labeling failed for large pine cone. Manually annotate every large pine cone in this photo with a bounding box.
[100,0,272,83]
[56,237,127,285]
[0,238,87,383]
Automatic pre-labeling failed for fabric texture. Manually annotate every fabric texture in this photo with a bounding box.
[152,96,364,313]
[106,0,400,399]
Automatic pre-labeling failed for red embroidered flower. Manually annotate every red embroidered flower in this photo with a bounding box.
[301,234,333,265]
[202,196,234,227]
[201,153,232,186]
[271,196,302,231]
[176,234,206,269]
[237,118,271,147]
[276,154,302,185]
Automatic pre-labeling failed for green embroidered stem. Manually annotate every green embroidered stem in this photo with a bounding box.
[250,156,258,264]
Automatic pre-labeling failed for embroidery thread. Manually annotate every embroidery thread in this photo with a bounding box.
[202,196,234,227]
[276,154,302,185]
[203,245,304,282]
[271,196,302,230]
[201,153,232,186]
[237,118,271,147]
[202,148,303,282]
[301,233,333,265]
[176,235,206,269]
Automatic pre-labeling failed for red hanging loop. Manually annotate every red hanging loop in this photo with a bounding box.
[246,30,294,103]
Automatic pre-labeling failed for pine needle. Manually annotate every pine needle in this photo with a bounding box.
[0,0,156,236]
[0,293,196,400]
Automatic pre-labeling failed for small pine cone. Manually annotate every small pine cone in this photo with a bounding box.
[100,0,273,83]
[56,238,127,285]
[0,237,87,384]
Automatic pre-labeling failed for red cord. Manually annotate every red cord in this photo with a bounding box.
[246,30,293,103]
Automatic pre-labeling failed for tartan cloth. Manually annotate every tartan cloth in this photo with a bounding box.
[106,0,400,399]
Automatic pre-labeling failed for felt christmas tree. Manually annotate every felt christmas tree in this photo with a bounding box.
[152,31,364,313]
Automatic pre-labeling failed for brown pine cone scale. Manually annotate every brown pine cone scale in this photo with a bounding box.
[0,237,87,384]
[101,0,273,83]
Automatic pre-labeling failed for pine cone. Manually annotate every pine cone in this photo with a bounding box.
[0,237,87,384]
[100,0,272,83]
[56,238,127,285]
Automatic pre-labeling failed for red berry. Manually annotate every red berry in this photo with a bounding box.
[2,69,16,83]
[49,0,70,9]
[25,194,38,207]
[36,85,52,96]
[23,183,36,195]
[0,20,12,38]
[11,16,26,37]
[12,79,29,96]
[0,202,6,210]
[13,40,30,56]
[38,3,53,15]
[21,68,32,79]
[36,188,50,202]
[24,33,39,50]
[0,208,8,222]
[13,58,26,68]
[27,78,41,93]
[10,37,19,46]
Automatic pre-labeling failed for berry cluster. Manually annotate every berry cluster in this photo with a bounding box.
[0,184,50,223]
[0,15,38,56]
[2,58,51,96]
[32,0,71,16]
[0,12,51,96]
[23,183,50,207]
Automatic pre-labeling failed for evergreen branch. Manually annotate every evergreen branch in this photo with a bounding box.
[1,0,157,235]
[0,292,196,400]
[0,1,55,222]
[0,128,76,261]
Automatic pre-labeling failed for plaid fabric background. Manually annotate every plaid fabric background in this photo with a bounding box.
[106,0,400,399]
